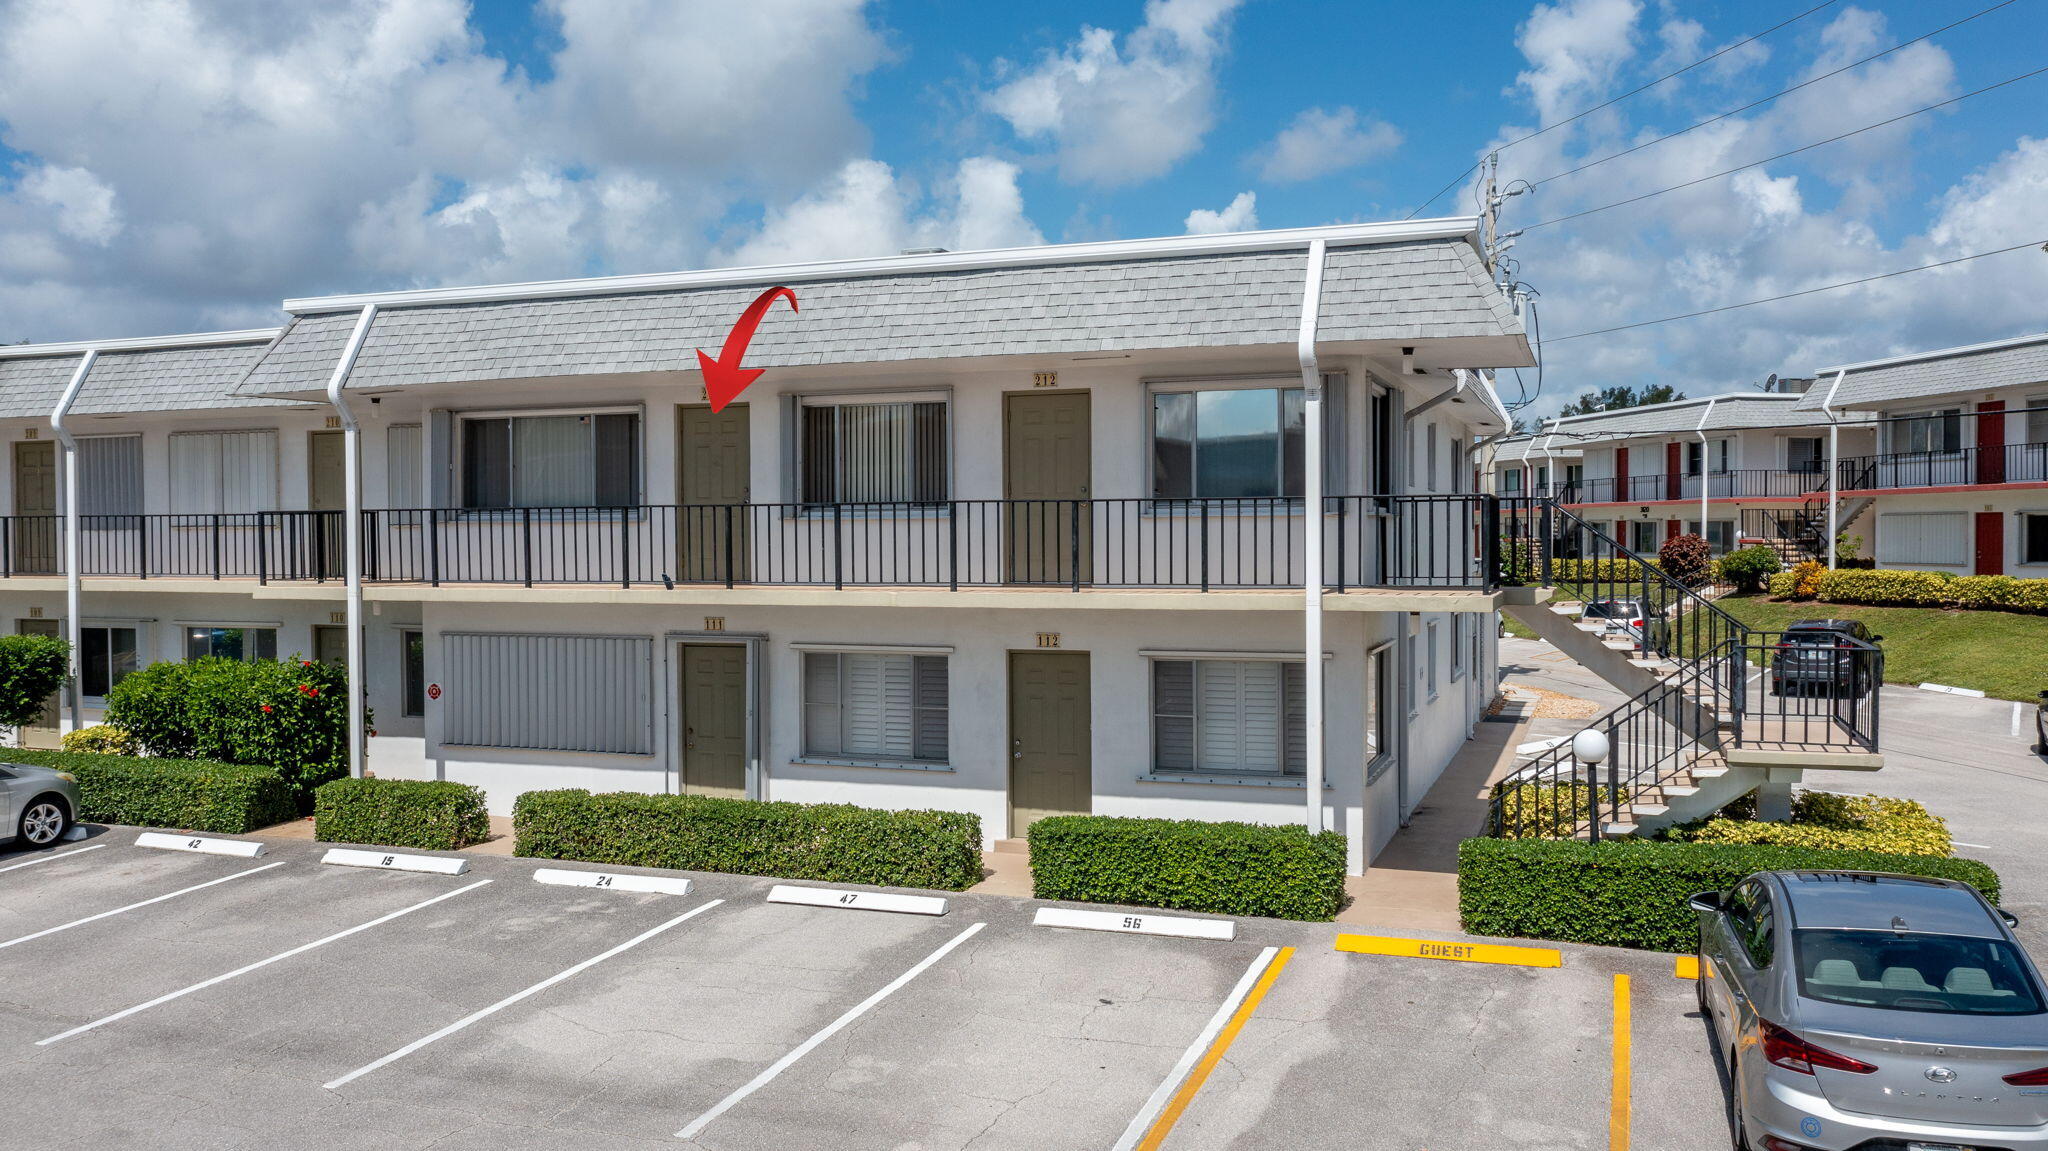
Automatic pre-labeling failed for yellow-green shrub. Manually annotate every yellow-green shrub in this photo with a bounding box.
[1678,790,1952,856]
[62,724,139,755]
[1764,566,2048,614]
[1491,781,1630,839]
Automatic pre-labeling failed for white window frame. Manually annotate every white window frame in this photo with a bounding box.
[796,644,950,767]
[1786,435,1825,474]
[2019,510,2048,566]
[1888,408,1965,455]
[1450,615,1468,682]
[1144,373,1342,503]
[456,404,644,511]
[77,621,144,700]
[77,434,144,518]
[1146,652,1308,780]
[1365,641,1395,783]
[182,624,279,663]
[1425,620,1440,701]
[387,423,424,509]
[2027,396,2048,446]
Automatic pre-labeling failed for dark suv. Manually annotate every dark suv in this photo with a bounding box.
[2035,689,2047,755]
[1770,619,1881,697]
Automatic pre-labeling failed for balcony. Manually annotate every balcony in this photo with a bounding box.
[1,495,1504,594]
[1838,441,2048,491]
[1564,469,1832,504]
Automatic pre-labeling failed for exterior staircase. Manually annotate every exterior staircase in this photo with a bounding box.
[1489,499,1883,840]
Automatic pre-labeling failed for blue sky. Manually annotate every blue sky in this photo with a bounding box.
[1,0,2043,418]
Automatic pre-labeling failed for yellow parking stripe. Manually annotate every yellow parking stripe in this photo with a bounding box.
[1673,955,1700,980]
[1134,946,1294,1151]
[1334,933,1562,969]
[1611,973,1632,1151]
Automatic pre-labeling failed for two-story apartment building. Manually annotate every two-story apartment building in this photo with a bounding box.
[1793,332,2048,576]
[1486,434,1581,500]
[0,219,1534,873]
[1535,393,1878,556]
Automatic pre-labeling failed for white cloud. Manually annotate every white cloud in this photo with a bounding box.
[983,0,1242,186]
[0,0,893,339]
[1256,107,1401,183]
[723,156,1043,267]
[19,165,122,245]
[1184,191,1257,235]
[1513,0,1642,124]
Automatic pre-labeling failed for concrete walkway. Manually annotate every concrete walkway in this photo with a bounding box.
[1336,716,1525,932]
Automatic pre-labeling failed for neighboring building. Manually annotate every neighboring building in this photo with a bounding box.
[1486,434,1581,500]
[0,219,1534,873]
[1795,332,2048,576]
[1535,394,1877,557]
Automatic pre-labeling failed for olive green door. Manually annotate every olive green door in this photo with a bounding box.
[678,405,749,584]
[679,643,748,797]
[13,441,57,575]
[313,624,349,668]
[1008,651,1091,834]
[16,618,61,748]
[1003,392,1090,585]
[308,430,346,579]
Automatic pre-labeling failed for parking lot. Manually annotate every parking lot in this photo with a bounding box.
[1,829,1729,1150]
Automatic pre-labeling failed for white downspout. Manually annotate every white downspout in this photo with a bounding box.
[323,305,379,778]
[1298,238,1328,836]
[1820,369,1847,570]
[1695,398,1717,546]
[49,349,98,735]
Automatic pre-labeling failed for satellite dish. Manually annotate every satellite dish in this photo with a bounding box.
[1764,373,1779,392]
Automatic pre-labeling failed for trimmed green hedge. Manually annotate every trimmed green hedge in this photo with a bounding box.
[513,789,983,891]
[1768,566,2048,613]
[1028,815,1347,921]
[314,778,490,851]
[1666,790,1953,857]
[1458,837,2002,952]
[0,748,294,834]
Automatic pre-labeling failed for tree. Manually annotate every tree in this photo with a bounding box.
[1555,384,1687,417]
[0,634,69,731]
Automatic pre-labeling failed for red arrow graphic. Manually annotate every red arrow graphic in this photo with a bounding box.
[696,285,798,412]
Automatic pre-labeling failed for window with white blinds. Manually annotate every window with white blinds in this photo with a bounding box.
[1152,658,1305,776]
[387,424,423,508]
[801,651,949,762]
[460,411,640,509]
[442,633,652,754]
[1877,512,1967,566]
[169,430,278,514]
[77,435,142,517]
[798,399,948,504]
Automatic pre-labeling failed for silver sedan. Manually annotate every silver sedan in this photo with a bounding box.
[1693,870,2048,1150]
[0,762,81,848]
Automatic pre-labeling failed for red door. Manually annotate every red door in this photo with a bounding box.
[1614,447,1629,501]
[1975,512,2005,575]
[1665,442,1683,500]
[1977,401,2006,485]
[1666,518,1682,542]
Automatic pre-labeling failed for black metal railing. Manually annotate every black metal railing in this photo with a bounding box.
[1735,631,1883,754]
[1,496,1499,591]
[1836,440,2048,491]
[1567,468,1833,504]
[1487,643,1733,840]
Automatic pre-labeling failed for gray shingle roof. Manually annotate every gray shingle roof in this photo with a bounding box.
[240,238,1523,396]
[0,340,283,420]
[1542,394,1846,441]
[1794,334,2048,412]
[1493,436,1580,463]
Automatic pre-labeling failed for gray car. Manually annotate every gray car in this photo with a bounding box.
[1692,871,2048,1150]
[0,761,80,849]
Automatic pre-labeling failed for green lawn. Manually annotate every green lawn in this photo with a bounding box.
[1704,595,2048,703]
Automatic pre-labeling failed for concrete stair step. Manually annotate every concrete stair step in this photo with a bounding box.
[1661,785,1702,799]
[1690,765,1730,780]
[992,838,1029,855]
[1602,822,1640,837]
[1628,803,1671,818]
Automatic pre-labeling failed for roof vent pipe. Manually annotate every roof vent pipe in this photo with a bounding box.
[49,349,99,735]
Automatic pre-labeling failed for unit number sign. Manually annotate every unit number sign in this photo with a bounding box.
[1035,632,1061,648]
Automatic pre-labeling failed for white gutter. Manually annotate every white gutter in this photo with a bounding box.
[1298,238,1329,838]
[322,306,379,778]
[1820,368,1848,569]
[1694,397,1718,541]
[0,327,280,360]
[285,219,1480,314]
[49,350,98,735]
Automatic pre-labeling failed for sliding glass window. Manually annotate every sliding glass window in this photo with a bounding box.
[1151,386,1305,499]
[461,411,640,509]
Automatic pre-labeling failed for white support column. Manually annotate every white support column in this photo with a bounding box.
[1695,398,1717,547]
[1297,239,1328,835]
[49,349,98,734]
[323,306,379,778]
[1821,369,1847,570]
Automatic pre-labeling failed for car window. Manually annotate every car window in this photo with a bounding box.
[1796,930,2046,1016]
[1746,891,1777,968]
[0,765,14,779]
[1725,881,1759,951]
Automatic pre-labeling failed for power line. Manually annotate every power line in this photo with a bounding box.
[1542,240,2048,344]
[1525,64,2048,232]
[1404,0,1843,219]
[1525,0,2017,188]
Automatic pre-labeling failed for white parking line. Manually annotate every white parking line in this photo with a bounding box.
[37,879,492,1046]
[0,843,106,874]
[1111,947,1277,1151]
[674,921,986,1140]
[325,899,724,1089]
[0,861,285,952]
[1954,841,1994,851]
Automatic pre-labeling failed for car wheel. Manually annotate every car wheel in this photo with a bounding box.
[19,798,69,847]
[1727,1054,1750,1151]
